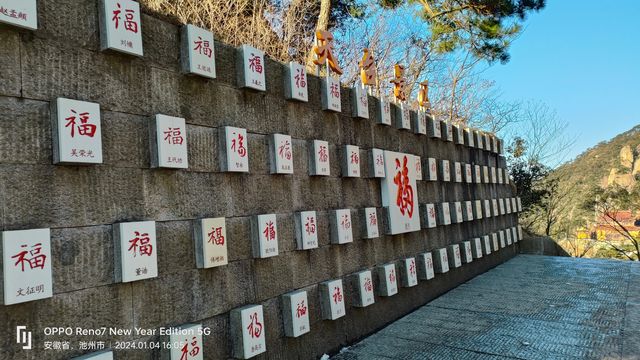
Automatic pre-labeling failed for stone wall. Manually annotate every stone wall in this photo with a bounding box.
[0,1,519,359]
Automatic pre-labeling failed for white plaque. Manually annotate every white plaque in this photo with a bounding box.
[472,238,483,259]
[295,211,318,250]
[464,201,474,221]
[282,290,310,338]
[491,167,497,183]
[498,168,504,183]
[414,110,427,135]
[99,0,143,56]
[2,228,53,305]
[270,133,293,174]
[506,229,513,245]
[181,24,216,79]
[434,248,449,273]
[252,214,279,258]
[512,227,518,243]
[453,125,464,145]
[238,45,266,91]
[518,197,523,212]
[483,166,490,183]
[151,114,188,169]
[415,156,423,181]
[448,244,462,268]
[231,304,266,359]
[492,199,500,216]
[310,140,330,176]
[499,198,506,215]
[474,200,483,220]
[483,235,492,255]
[320,279,346,320]
[427,158,438,181]
[499,230,506,248]
[444,122,453,142]
[453,202,464,224]
[492,233,500,251]
[352,84,369,119]
[396,103,411,130]
[475,131,484,149]
[465,164,473,183]
[52,98,103,164]
[343,145,361,177]
[518,225,523,240]
[484,199,492,218]
[400,257,418,287]
[376,263,398,297]
[322,75,342,112]
[505,198,512,214]
[417,252,435,280]
[114,221,158,283]
[370,148,386,178]
[363,207,379,239]
[474,165,482,183]
[464,128,475,147]
[331,209,353,244]
[440,160,451,182]
[377,97,392,125]
[353,270,375,307]
[168,324,204,360]
[221,126,249,172]
[194,217,228,268]
[424,203,437,228]
[381,151,421,234]
[428,116,441,138]
[461,241,473,263]
[439,202,452,225]
[0,0,37,30]
[454,162,462,183]
[285,62,308,102]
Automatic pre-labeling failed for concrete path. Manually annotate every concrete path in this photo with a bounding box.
[332,255,640,360]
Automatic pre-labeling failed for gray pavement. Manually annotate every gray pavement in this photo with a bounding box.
[332,255,640,360]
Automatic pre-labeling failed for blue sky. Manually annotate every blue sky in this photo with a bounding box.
[482,0,640,163]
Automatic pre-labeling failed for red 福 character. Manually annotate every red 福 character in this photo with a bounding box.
[12,243,47,272]
[278,140,292,160]
[409,260,416,275]
[330,82,340,99]
[193,36,213,58]
[295,68,306,88]
[364,277,373,292]
[389,269,396,283]
[247,312,263,339]
[369,213,377,226]
[112,3,138,33]
[332,286,342,304]
[164,127,184,145]
[318,146,328,162]
[393,156,414,218]
[340,214,351,230]
[180,337,200,360]
[128,231,153,257]
[65,110,96,138]
[296,300,307,318]
[249,54,263,74]
[263,221,276,241]
[305,216,316,235]
[350,151,359,165]
[208,227,225,245]
[231,133,247,157]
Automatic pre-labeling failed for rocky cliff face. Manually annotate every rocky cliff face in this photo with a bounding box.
[605,145,639,189]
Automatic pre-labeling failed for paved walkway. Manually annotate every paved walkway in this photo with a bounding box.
[332,255,640,360]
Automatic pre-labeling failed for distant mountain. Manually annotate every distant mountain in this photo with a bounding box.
[552,124,640,227]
